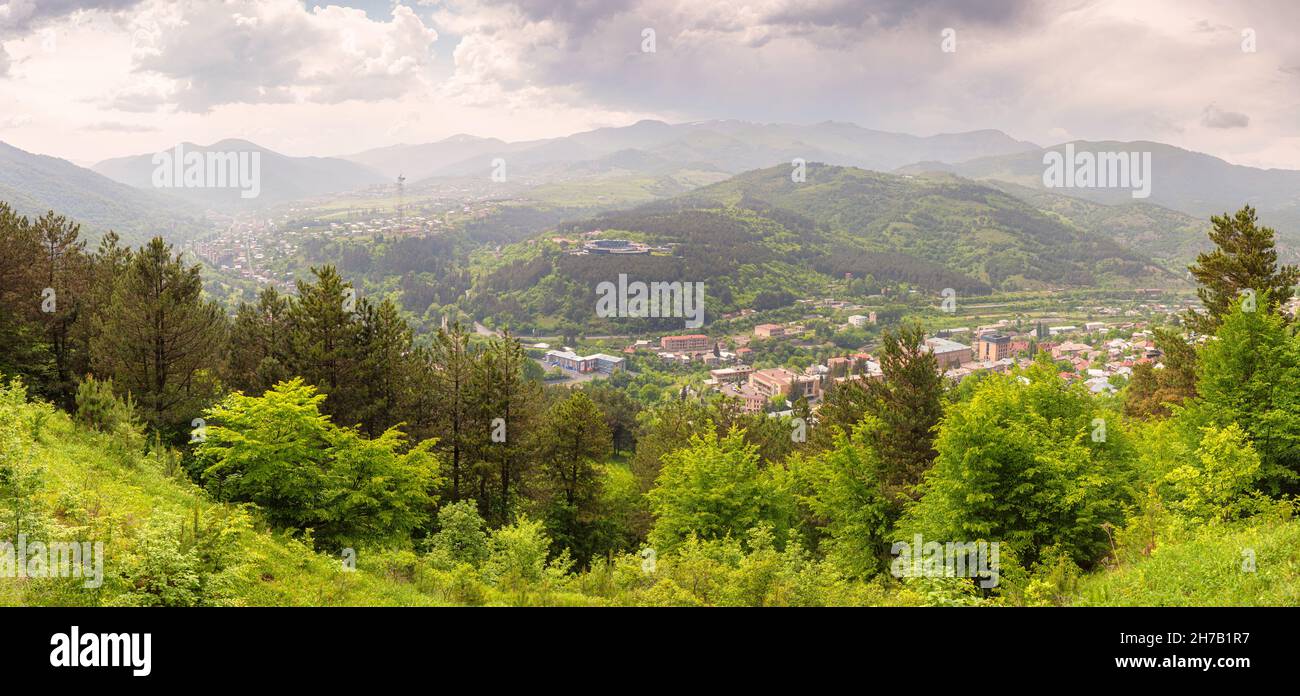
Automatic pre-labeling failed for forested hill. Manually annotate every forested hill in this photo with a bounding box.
[470,164,1176,330]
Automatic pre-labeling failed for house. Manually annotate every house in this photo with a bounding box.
[754,323,785,338]
[1052,341,1091,359]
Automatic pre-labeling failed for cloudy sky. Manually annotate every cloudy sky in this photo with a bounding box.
[1,0,1298,168]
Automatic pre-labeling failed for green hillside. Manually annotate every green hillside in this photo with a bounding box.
[4,375,1296,607]
[0,141,206,247]
[469,164,1177,332]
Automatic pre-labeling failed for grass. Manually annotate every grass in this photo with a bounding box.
[1073,516,1300,606]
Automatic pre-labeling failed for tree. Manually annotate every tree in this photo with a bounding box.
[227,286,291,395]
[537,391,612,564]
[352,297,416,438]
[467,330,542,525]
[1194,293,1300,492]
[1184,205,1298,334]
[900,357,1134,569]
[91,237,224,434]
[426,321,474,501]
[1123,328,1198,419]
[583,381,640,457]
[796,421,892,579]
[862,322,944,501]
[285,266,362,423]
[647,429,794,554]
[427,500,490,567]
[194,379,441,549]
[34,212,89,408]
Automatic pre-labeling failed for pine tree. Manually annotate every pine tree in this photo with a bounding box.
[1185,205,1299,334]
[91,237,225,434]
[468,330,542,524]
[427,320,474,500]
[538,391,612,562]
[227,286,290,394]
[863,322,944,501]
[285,266,362,424]
[34,212,89,408]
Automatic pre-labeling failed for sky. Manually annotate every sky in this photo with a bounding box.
[0,0,1298,168]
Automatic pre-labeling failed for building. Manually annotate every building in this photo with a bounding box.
[754,323,785,338]
[660,334,712,353]
[750,367,819,401]
[544,350,626,374]
[722,383,768,414]
[847,315,869,328]
[974,333,1011,362]
[924,337,973,370]
[1051,341,1091,360]
[709,366,752,384]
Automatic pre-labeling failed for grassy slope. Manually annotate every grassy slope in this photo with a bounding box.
[1074,517,1300,606]
[5,394,1297,606]
[1,402,444,607]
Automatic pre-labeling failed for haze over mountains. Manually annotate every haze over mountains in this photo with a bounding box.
[92,140,388,209]
[341,119,1042,182]
[3,119,1300,265]
[0,141,204,246]
[898,140,1300,224]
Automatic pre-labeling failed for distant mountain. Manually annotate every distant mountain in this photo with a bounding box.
[0,140,205,246]
[93,139,388,211]
[342,119,1040,183]
[899,140,1300,223]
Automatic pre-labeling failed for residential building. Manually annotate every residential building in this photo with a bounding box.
[750,367,819,401]
[660,334,712,353]
[974,333,1011,362]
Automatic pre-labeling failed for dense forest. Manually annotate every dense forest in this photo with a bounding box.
[1,200,1298,606]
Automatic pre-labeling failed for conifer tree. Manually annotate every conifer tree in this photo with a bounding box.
[1185,205,1298,334]
[91,237,224,433]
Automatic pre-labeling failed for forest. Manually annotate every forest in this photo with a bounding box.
[1,200,1298,606]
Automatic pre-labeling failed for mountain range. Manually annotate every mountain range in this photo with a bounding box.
[341,119,1042,182]
[92,139,388,209]
[0,140,205,246]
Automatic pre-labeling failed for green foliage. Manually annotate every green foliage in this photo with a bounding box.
[900,357,1134,569]
[194,379,442,549]
[794,421,894,579]
[1194,293,1300,491]
[647,429,794,554]
[91,237,225,434]
[1184,205,1298,334]
[426,500,490,568]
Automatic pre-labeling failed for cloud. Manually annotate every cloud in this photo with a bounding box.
[85,120,157,132]
[123,0,439,112]
[1201,104,1249,129]
[0,0,143,36]
[0,47,9,77]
